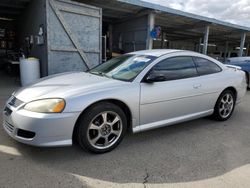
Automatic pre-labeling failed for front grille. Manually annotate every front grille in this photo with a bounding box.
[8,96,24,108]
[4,121,15,133]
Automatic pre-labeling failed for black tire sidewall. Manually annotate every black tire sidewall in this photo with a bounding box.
[76,102,127,153]
[213,90,236,121]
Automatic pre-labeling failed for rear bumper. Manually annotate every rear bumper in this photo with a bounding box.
[3,104,80,147]
[236,82,247,105]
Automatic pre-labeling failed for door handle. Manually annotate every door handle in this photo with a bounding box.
[193,83,202,89]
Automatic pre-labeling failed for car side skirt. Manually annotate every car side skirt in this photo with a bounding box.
[133,109,214,133]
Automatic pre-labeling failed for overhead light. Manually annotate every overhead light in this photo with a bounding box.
[153,38,168,42]
[235,47,246,50]
[200,43,216,47]
[0,17,14,21]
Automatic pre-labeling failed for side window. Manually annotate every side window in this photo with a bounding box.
[193,57,222,75]
[151,56,198,81]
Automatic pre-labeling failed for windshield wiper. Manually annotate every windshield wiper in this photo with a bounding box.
[90,71,105,76]
[90,71,110,78]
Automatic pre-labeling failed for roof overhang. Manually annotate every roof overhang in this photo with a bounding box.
[77,0,250,45]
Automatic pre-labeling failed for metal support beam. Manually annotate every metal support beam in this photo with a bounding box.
[239,33,246,57]
[146,13,155,50]
[224,41,229,61]
[108,24,113,58]
[247,43,250,56]
[198,38,202,53]
[160,31,164,49]
[203,26,209,54]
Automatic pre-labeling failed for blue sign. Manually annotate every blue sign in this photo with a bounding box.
[150,26,161,39]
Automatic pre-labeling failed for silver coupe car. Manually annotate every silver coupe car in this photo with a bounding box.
[3,50,247,153]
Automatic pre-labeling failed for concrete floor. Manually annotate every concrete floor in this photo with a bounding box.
[1,71,250,188]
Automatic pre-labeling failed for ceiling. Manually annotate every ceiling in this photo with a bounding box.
[0,0,31,20]
[78,0,249,45]
[155,13,249,45]
[76,0,144,21]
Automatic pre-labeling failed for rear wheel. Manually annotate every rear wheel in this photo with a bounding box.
[76,102,127,153]
[213,90,236,121]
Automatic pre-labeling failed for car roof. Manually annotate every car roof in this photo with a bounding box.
[128,49,225,69]
[128,49,185,57]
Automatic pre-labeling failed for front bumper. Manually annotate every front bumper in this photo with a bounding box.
[2,100,80,147]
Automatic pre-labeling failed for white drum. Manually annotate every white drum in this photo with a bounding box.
[20,57,40,86]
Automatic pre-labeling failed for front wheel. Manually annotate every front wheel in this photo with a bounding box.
[76,102,127,153]
[213,90,236,121]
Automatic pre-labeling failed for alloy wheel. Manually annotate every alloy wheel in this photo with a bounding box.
[219,93,234,118]
[87,111,123,150]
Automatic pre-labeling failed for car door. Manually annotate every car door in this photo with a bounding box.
[140,56,204,129]
[192,56,224,110]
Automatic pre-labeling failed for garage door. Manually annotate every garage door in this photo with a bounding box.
[47,0,102,75]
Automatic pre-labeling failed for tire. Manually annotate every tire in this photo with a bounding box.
[76,102,127,153]
[213,90,236,121]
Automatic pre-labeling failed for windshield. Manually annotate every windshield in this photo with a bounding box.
[89,54,156,82]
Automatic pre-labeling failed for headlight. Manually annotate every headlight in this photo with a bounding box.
[24,99,65,113]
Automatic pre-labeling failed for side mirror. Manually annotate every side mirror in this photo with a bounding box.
[144,72,166,83]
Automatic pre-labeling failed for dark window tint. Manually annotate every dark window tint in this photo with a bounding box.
[193,57,222,75]
[151,56,198,81]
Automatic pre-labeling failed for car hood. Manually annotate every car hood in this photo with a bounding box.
[14,72,128,102]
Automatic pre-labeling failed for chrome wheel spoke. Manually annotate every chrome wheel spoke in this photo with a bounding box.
[223,110,228,116]
[225,94,229,102]
[104,137,109,146]
[89,123,100,130]
[90,134,101,145]
[111,129,120,136]
[221,99,226,104]
[102,113,108,124]
[219,107,225,112]
[110,116,120,126]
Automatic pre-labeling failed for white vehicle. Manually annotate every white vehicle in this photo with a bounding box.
[3,50,247,153]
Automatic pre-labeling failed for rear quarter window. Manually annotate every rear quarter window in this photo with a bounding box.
[193,57,222,76]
